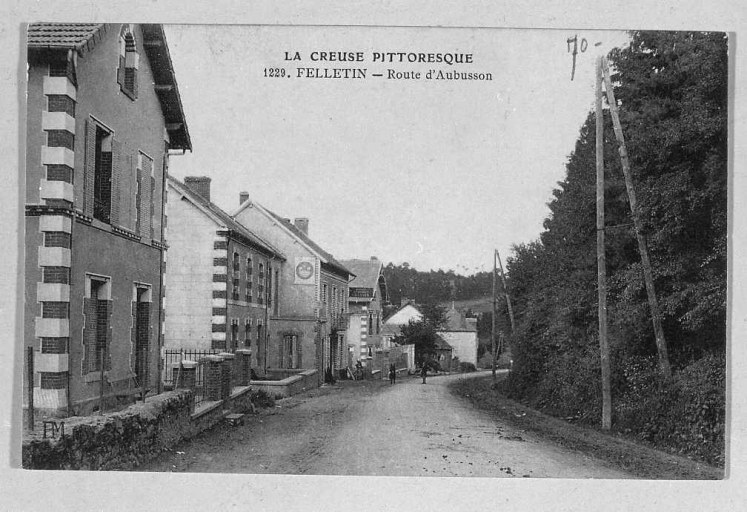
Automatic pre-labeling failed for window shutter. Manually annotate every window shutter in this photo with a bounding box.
[297,336,303,369]
[140,157,152,239]
[83,120,96,217]
[278,336,284,368]
[83,298,97,374]
[132,68,138,98]
[110,139,122,226]
[117,55,125,87]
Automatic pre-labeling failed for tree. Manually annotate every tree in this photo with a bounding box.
[395,319,438,366]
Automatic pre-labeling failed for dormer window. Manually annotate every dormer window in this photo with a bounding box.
[118,25,139,100]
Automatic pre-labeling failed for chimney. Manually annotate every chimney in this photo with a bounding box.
[239,191,250,206]
[370,256,378,261]
[294,218,309,236]
[184,176,211,202]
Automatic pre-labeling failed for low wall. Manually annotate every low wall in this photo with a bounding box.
[250,369,318,398]
[23,390,194,470]
[23,386,258,470]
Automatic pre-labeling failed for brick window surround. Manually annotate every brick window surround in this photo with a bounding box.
[43,266,70,284]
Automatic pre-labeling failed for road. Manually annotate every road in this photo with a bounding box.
[140,371,631,477]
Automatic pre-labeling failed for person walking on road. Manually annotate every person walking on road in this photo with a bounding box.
[421,363,428,384]
[389,363,396,385]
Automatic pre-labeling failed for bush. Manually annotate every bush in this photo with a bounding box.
[459,362,477,373]
[250,389,275,409]
[614,352,725,466]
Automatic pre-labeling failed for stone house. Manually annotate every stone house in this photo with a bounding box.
[232,193,354,383]
[339,257,388,366]
[23,24,190,416]
[162,176,285,377]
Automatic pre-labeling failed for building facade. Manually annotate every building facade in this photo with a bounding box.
[439,306,479,366]
[24,24,191,416]
[340,257,388,365]
[162,177,285,378]
[233,194,353,382]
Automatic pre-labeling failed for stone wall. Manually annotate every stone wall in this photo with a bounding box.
[250,369,318,398]
[23,389,194,470]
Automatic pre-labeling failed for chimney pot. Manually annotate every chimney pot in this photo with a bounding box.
[184,176,212,202]
[294,218,309,236]
[239,191,249,206]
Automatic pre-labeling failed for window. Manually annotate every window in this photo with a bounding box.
[118,26,139,99]
[232,278,240,301]
[259,263,264,279]
[133,285,151,385]
[84,275,111,374]
[245,322,252,347]
[369,312,373,335]
[246,282,252,303]
[231,320,239,350]
[233,252,240,273]
[322,283,328,304]
[93,126,113,223]
[246,257,253,278]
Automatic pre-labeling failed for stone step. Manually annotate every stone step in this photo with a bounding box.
[225,413,245,426]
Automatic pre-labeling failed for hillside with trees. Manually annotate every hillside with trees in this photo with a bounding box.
[382,262,492,306]
[502,31,727,465]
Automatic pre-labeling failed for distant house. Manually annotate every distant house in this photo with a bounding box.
[381,301,477,368]
[163,176,285,376]
[232,193,354,382]
[381,302,423,346]
[438,305,478,366]
[433,334,453,371]
[340,257,388,365]
[24,24,190,416]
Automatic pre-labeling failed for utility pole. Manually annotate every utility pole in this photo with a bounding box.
[601,57,671,379]
[491,249,497,385]
[495,249,515,333]
[596,55,612,430]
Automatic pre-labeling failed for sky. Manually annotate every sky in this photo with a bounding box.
[163,25,630,274]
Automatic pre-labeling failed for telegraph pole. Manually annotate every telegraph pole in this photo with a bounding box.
[495,249,515,333]
[601,57,671,379]
[595,55,612,430]
[491,249,497,385]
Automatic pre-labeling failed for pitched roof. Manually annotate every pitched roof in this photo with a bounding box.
[434,334,453,350]
[444,306,478,332]
[27,23,104,50]
[27,23,191,151]
[168,177,285,260]
[340,258,382,289]
[261,208,352,279]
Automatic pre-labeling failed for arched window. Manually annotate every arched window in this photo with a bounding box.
[118,25,139,99]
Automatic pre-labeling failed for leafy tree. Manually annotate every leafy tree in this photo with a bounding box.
[504,31,727,460]
[395,319,438,366]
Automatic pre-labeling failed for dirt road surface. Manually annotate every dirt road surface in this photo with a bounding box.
[140,371,631,477]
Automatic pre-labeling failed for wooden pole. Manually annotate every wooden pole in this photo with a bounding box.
[601,57,671,379]
[596,56,612,430]
[27,347,34,431]
[491,250,497,384]
[495,250,515,333]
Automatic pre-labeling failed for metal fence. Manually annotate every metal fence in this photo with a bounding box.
[163,348,235,406]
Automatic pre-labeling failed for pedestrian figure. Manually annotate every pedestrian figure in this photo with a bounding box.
[421,363,428,384]
[389,363,396,385]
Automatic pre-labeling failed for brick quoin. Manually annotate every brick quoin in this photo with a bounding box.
[213,241,228,250]
[44,199,73,209]
[41,337,68,354]
[47,95,76,117]
[211,339,227,350]
[212,290,227,299]
[212,307,227,316]
[213,274,227,282]
[44,231,72,248]
[213,257,228,266]
[47,130,75,150]
[211,323,226,333]
[46,164,74,183]
[43,266,70,284]
[42,301,69,319]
